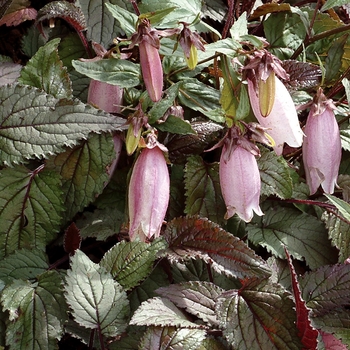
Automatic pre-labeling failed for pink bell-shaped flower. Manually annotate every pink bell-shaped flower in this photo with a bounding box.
[128,139,170,241]
[247,76,304,155]
[302,89,341,195]
[219,127,263,222]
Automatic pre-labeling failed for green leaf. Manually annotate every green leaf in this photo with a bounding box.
[229,12,248,40]
[139,326,206,350]
[18,38,72,100]
[216,278,302,349]
[0,62,21,86]
[156,115,196,135]
[105,2,138,37]
[325,34,347,83]
[321,0,350,11]
[130,297,202,328]
[0,165,63,259]
[258,147,293,199]
[178,78,225,123]
[100,238,168,290]
[1,270,68,350]
[142,7,177,26]
[0,249,49,283]
[72,58,140,88]
[0,84,126,165]
[46,133,117,219]
[65,250,129,337]
[247,206,338,270]
[343,78,350,105]
[184,156,226,225]
[156,281,224,326]
[163,216,271,279]
[299,263,350,314]
[324,194,350,222]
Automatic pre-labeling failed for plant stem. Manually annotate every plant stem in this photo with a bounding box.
[222,0,235,39]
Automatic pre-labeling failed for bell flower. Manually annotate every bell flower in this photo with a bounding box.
[219,127,263,222]
[302,89,341,195]
[128,138,170,241]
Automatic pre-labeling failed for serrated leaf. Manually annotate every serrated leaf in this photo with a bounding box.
[65,250,129,337]
[163,216,271,279]
[324,194,350,222]
[18,38,72,100]
[63,222,81,255]
[0,165,64,259]
[156,281,224,326]
[72,58,140,88]
[202,0,227,22]
[0,84,126,165]
[100,238,167,290]
[46,133,117,219]
[0,62,21,86]
[216,278,302,349]
[299,263,350,314]
[247,206,338,269]
[1,270,68,350]
[0,248,49,283]
[325,34,347,83]
[321,0,350,11]
[130,297,202,328]
[139,326,206,350]
[258,146,293,199]
[184,156,226,225]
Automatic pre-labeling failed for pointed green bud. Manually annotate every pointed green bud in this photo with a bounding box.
[126,124,142,155]
[258,71,275,117]
[185,45,198,70]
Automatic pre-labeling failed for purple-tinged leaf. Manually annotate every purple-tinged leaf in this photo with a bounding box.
[156,281,224,326]
[0,62,21,86]
[285,249,318,350]
[319,331,348,350]
[0,7,36,26]
[63,222,81,255]
[216,278,302,349]
[299,264,350,314]
[163,216,271,279]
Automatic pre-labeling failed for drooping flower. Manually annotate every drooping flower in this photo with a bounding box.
[128,134,170,241]
[219,126,263,222]
[302,89,341,195]
[245,50,303,155]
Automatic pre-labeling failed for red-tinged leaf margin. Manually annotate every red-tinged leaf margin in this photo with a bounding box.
[285,248,318,350]
[0,7,37,26]
[162,216,271,279]
[64,222,81,255]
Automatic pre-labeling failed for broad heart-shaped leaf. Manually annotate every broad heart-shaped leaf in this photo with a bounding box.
[323,210,350,263]
[1,270,68,350]
[0,248,49,284]
[45,133,117,219]
[72,58,140,88]
[0,165,64,259]
[18,38,72,100]
[285,250,318,350]
[258,147,293,199]
[299,263,350,314]
[184,156,226,225]
[156,281,224,326]
[65,250,129,337]
[0,84,126,166]
[130,297,203,328]
[163,216,271,279]
[216,278,302,350]
[247,206,338,270]
[100,238,168,290]
[139,326,206,350]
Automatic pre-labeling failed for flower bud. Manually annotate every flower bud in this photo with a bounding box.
[248,76,303,155]
[219,143,263,222]
[128,146,170,241]
[302,92,341,195]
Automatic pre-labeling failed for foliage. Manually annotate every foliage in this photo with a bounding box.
[0,0,350,349]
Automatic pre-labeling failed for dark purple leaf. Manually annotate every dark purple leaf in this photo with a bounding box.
[64,222,81,255]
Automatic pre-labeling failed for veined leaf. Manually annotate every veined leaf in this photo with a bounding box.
[247,206,338,269]
[19,38,72,100]
[0,249,49,284]
[184,156,226,225]
[139,326,206,350]
[299,263,350,314]
[65,250,129,337]
[45,133,117,219]
[156,115,196,135]
[156,281,224,326]
[216,278,302,349]
[0,62,21,86]
[324,194,350,222]
[0,165,64,259]
[1,270,68,350]
[321,0,350,11]
[163,216,271,279]
[0,84,126,165]
[130,297,202,328]
[100,238,168,290]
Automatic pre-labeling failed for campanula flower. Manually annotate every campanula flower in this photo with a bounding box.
[302,89,341,195]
